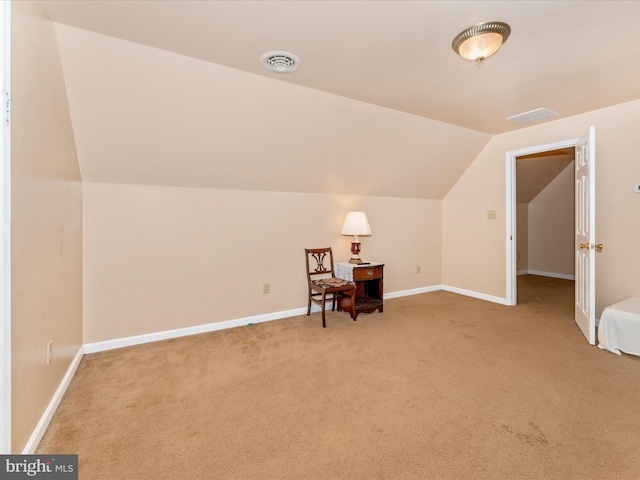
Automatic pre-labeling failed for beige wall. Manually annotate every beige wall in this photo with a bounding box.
[11,2,83,452]
[442,135,506,296]
[443,99,640,316]
[516,203,528,272]
[528,162,574,276]
[83,182,441,343]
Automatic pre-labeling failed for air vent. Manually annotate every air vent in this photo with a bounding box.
[260,51,301,74]
[506,108,559,125]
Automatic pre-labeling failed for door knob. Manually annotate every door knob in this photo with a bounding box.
[579,243,604,251]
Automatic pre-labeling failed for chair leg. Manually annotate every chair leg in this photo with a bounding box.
[307,290,312,316]
[349,289,357,321]
[321,292,327,328]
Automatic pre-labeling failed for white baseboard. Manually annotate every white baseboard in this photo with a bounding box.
[22,346,84,454]
[519,269,575,281]
[441,285,511,306]
[83,307,315,354]
[84,285,444,354]
[384,285,443,299]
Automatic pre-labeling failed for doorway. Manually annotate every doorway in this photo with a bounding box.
[505,137,579,306]
[506,127,597,345]
[515,148,575,283]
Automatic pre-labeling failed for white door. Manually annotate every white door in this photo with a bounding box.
[575,126,596,344]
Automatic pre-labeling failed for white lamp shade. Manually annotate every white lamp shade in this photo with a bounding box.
[341,211,371,236]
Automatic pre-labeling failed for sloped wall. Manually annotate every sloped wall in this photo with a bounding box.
[52,22,490,200]
[11,1,82,452]
[528,162,574,277]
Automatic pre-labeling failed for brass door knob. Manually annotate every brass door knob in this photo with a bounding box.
[579,243,604,251]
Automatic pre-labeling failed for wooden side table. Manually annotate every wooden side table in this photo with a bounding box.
[335,262,384,319]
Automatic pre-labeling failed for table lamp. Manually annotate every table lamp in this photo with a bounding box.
[341,211,371,264]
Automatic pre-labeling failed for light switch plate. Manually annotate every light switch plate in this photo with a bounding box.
[634,184,640,193]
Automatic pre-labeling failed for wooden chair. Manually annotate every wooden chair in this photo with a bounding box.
[305,248,357,328]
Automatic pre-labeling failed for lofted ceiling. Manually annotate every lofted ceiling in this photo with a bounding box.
[40,1,640,198]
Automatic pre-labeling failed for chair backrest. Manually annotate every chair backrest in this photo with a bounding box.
[305,248,335,281]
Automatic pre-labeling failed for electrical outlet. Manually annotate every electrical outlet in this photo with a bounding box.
[416,265,421,274]
[487,210,497,220]
[263,283,270,294]
[47,341,53,365]
[634,184,640,193]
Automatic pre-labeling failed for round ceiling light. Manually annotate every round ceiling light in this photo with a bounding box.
[260,51,301,74]
[452,21,511,63]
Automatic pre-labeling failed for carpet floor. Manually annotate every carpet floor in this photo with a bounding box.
[37,275,640,479]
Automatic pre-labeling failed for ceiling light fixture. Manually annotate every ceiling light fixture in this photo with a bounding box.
[260,51,301,74]
[452,21,511,64]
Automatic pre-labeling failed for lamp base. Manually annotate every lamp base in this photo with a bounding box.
[349,241,363,264]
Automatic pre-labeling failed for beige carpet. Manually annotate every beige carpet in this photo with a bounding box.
[37,275,640,479]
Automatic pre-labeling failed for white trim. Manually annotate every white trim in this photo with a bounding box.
[384,285,442,299]
[84,285,444,354]
[21,347,84,454]
[506,153,517,306]
[84,284,504,354]
[442,285,511,306]
[0,1,10,455]
[521,270,575,281]
[84,308,310,354]
[505,137,579,306]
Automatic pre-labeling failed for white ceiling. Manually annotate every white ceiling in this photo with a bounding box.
[43,0,640,135]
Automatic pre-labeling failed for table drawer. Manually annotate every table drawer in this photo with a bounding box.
[354,266,383,281]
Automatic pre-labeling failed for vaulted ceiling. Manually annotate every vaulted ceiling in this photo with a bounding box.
[42,1,640,199]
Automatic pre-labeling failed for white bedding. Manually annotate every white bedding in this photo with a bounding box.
[597,297,640,356]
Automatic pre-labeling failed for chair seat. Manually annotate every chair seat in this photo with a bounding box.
[311,277,354,289]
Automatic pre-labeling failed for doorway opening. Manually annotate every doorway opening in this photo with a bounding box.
[515,147,576,305]
[513,146,576,317]
[505,137,579,306]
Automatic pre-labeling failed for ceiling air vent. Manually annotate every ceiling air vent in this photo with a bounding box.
[506,108,559,125]
[260,51,301,74]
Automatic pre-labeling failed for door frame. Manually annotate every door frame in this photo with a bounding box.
[505,136,579,306]
[0,0,10,454]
